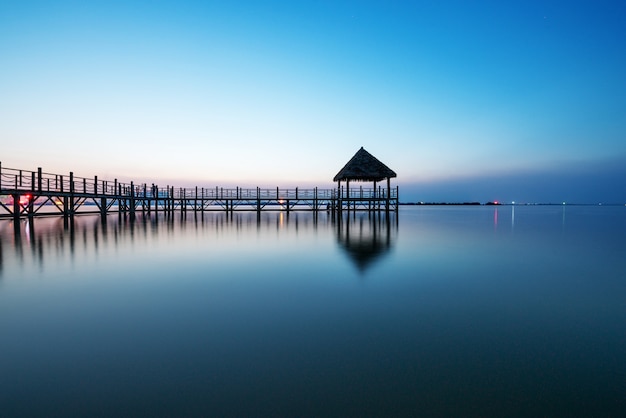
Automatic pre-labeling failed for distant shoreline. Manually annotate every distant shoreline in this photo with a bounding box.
[399,202,625,206]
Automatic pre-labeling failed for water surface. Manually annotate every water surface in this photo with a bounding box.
[1,206,624,416]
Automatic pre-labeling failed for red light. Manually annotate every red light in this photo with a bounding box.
[19,194,32,205]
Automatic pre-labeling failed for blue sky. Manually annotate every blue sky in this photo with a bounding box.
[1,0,625,203]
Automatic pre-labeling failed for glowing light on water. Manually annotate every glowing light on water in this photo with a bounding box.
[511,205,515,228]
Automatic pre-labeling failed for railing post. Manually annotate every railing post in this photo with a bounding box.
[117,181,122,214]
[38,167,42,192]
[130,181,135,217]
[68,172,74,217]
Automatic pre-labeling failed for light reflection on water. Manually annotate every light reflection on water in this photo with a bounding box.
[0,206,624,417]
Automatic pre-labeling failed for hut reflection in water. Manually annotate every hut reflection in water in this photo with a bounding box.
[335,211,397,273]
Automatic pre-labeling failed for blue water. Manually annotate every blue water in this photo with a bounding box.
[1,206,624,416]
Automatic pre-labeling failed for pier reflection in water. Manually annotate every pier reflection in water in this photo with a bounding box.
[0,210,396,279]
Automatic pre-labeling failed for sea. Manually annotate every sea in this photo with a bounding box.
[0,205,624,417]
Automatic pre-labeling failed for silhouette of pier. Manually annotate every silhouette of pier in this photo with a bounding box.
[0,163,398,220]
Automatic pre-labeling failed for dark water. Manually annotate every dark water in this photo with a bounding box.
[1,206,624,417]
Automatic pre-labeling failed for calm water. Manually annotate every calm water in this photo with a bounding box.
[1,206,624,417]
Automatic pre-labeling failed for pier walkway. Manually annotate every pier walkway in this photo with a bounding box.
[0,164,398,220]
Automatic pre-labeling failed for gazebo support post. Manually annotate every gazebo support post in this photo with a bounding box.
[337,180,341,213]
[386,177,390,212]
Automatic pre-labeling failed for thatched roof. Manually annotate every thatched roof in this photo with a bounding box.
[333,147,397,182]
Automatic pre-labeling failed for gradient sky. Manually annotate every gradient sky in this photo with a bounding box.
[1,1,625,203]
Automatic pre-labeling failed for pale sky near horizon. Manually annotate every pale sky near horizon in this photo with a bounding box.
[1,1,625,203]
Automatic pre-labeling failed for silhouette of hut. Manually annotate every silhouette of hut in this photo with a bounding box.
[336,212,395,273]
[333,147,397,206]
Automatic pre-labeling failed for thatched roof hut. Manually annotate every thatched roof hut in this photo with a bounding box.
[333,147,397,210]
[333,147,396,182]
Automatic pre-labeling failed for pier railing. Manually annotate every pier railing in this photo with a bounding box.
[1,164,397,200]
[1,163,398,219]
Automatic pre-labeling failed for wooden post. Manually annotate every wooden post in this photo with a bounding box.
[386,177,390,212]
[69,172,74,217]
[337,181,342,213]
[117,181,122,214]
[130,181,135,217]
[38,167,42,192]
[12,193,20,221]
[163,186,167,212]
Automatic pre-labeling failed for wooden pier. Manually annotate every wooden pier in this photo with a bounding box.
[0,163,398,220]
